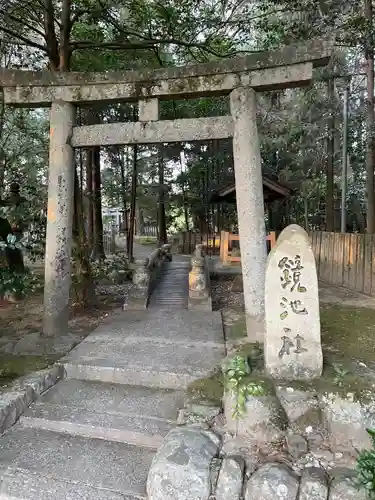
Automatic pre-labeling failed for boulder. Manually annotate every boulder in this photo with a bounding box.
[299,467,328,500]
[245,463,299,500]
[286,433,308,460]
[147,426,220,500]
[329,468,367,500]
[320,393,375,454]
[276,386,319,423]
[224,392,287,442]
[215,457,244,500]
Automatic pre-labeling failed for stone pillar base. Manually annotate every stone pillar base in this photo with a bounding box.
[245,314,265,343]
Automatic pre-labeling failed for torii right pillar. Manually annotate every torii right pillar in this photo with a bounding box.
[230,87,267,342]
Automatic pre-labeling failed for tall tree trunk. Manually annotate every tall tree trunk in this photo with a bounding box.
[128,144,138,261]
[119,148,129,242]
[365,0,375,233]
[158,153,168,245]
[43,0,96,312]
[91,147,105,260]
[326,76,335,232]
[72,168,97,307]
[86,149,94,250]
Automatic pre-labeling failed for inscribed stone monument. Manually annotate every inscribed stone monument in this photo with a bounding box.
[264,224,322,380]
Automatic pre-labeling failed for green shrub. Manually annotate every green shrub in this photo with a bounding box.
[356,428,375,498]
[0,267,41,299]
[221,355,265,418]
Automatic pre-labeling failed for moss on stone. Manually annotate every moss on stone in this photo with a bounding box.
[227,316,247,340]
[187,369,224,406]
[232,342,264,373]
[0,354,58,385]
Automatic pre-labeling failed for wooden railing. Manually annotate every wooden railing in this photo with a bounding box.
[219,230,277,264]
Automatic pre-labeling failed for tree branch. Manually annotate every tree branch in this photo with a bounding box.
[0,24,47,52]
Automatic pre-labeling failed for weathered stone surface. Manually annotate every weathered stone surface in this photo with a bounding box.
[224,392,287,442]
[0,364,63,435]
[189,247,212,311]
[1,37,334,107]
[0,467,138,500]
[286,433,308,460]
[73,116,234,147]
[0,39,331,88]
[177,404,221,425]
[147,426,220,500]
[329,469,367,500]
[230,87,267,342]
[245,463,299,500]
[21,379,185,448]
[276,386,319,423]
[320,393,375,454]
[0,425,154,497]
[299,467,328,500]
[43,100,76,337]
[265,224,323,380]
[62,308,224,389]
[215,457,244,500]
[139,98,159,121]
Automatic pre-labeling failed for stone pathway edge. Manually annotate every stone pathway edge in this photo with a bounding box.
[0,364,64,435]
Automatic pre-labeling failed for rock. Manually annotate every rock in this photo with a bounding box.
[329,468,367,500]
[286,434,308,460]
[265,224,323,380]
[245,463,299,500]
[210,458,222,494]
[221,436,260,475]
[147,426,220,500]
[224,392,287,442]
[177,404,221,425]
[320,393,375,454]
[276,386,319,423]
[215,457,244,500]
[299,467,328,500]
[230,276,243,293]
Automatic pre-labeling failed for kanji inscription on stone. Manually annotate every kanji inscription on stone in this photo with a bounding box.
[265,224,323,380]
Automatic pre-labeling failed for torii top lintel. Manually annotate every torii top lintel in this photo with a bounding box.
[0,39,333,107]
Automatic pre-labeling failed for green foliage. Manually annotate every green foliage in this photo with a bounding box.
[356,428,375,498]
[90,255,131,284]
[0,267,41,299]
[222,355,265,419]
[332,363,350,387]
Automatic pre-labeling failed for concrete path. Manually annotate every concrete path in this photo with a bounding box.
[0,260,225,499]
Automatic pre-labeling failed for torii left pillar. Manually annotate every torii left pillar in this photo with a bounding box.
[43,100,76,337]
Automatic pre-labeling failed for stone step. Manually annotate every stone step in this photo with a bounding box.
[20,379,184,448]
[0,426,154,499]
[0,468,142,500]
[60,310,224,388]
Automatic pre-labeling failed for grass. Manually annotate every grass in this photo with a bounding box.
[0,354,59,386]
[136,236,158,245]
[321,304,375,366]
[187,369,224,405]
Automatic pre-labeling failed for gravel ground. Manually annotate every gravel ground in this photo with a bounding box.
[211,274,244,311]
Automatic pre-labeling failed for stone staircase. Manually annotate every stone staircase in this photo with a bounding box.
[0,295,225,499]
[148,256,190,310]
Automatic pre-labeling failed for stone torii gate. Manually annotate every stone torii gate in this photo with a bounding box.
[0,39,332,338]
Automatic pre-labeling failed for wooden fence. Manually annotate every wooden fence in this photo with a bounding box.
[311,231,375,296]
[177,229,375,297]
[220,231,276,264]
[176,232,221,255]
